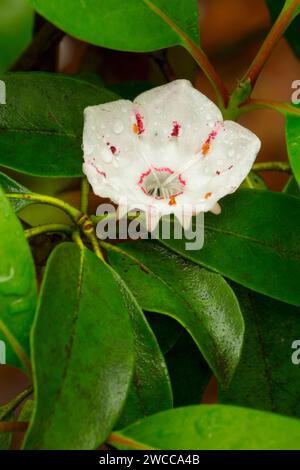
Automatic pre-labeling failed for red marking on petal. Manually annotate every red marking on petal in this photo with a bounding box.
[204,192,212,199]
[201,122,223,157]
[228,165,234,170]
[178,174,186,186]
[134,112,144,135]
[171,121,181,137]
[91,161,107,178]
[216,170,221,175]
[110,146,117,154]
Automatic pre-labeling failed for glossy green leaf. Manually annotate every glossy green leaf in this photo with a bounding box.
[220,285,300,418]
[161,189,300,307]
[266,0,300,58]
[0,0,33,72]
[286,105,300,186]
[116,283,173,429]
[23,243,134,450]
[28,0,199,52]
[107,241,244,387]
[0,73,118,177]
[165,331,211,407]
[0,186,36,370]
[0,172,32,212]
[111,404,300,450]
[284,176,300,197]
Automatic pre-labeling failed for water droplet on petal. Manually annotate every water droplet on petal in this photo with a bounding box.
[102,152,112,164]
[113,121,124,134]
[228,149,235,157]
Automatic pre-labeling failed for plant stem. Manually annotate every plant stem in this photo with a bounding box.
[7,193,104,260]
[7,193,82,223]
[253,162,291,172]
[72,231,85,250]
[25,224,74,240]
[0,422,28,433]
[242,0,300,87]
[142,0,229,108]
[80,177,90,214]
[238,99,300,117]
[0,386,33,421]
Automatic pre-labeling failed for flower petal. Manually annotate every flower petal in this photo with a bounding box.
[133,80,222,159]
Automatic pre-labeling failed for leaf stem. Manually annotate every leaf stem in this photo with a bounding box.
[25,224,74,240]
[238,99,300,117]
[242,0,300,88]
[80,177,90,214]
[7,193,104,260]
[6,193,82,222]
[142,0,229,108]
[253,162,291,172]
[0,386,33,421]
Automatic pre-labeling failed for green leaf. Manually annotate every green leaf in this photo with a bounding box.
[164,330,211,407]
[0,0,33,72]
[110,404,300,450]
[286,105,300,186]
[0,171,32,212]
[0,73,118,177]
[23,243,135,450]
[241,171,268,190]
[116,282,173,429]
[0,405,13,450]
[18,399,34,423]
[266,0,300,58]
[106,241,244,387]
[161,189,300,307]
[284,176,300,197]
[28,0,200,52]
[220,284,300,418]
[0,186,36,370]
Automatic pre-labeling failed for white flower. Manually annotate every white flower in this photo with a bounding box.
[83,80,261,231]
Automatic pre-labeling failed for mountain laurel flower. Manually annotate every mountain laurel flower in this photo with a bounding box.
[83,80,261,232]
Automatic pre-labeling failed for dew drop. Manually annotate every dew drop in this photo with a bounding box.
[102,153,112,164]
[113,121,124,134]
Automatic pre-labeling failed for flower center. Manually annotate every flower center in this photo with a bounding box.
[139,167,185,200]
